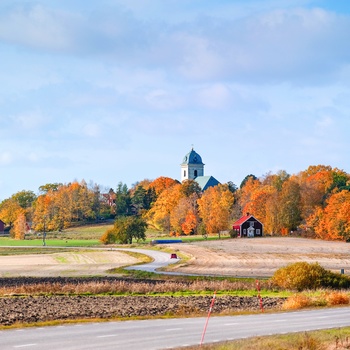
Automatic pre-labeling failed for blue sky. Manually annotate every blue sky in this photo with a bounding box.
[1,0,350,200]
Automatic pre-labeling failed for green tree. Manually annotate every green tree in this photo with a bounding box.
[11,190,37,209]
[115,182,132,216]
[180,179,202,197]
[38,183,62,194]
[101,216,147,244]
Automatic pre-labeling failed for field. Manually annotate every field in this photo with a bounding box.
[1,231,350,350]
[2,231,350,277]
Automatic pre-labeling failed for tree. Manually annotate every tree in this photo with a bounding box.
[149,177,179,196]
[131,185,155,213]
[180,180,202,197]
[240,174,257,189]
[0,198,23,227]
[11,190,37,209]
[171,193,199,235]
[11,211,27,240]
[307,190,350,241]
[279,177,302,232]
[38,183,62,194]
[197,184,234,235]
[101,216,147,244]
[146,183,182,232]
[115,182,132,216]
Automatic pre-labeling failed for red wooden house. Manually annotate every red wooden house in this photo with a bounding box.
[0,219,5,234]
[233,213,263,238]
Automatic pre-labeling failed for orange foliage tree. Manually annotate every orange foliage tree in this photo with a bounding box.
[149,177,179,196]
[197,184,234,235]
[307,190,350,241]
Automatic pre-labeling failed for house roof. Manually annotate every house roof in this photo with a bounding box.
[181,148,204,165]
[232,214,262,229]
[194,175,220,191]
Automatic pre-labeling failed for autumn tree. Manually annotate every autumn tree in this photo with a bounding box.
[171,193,199,235]
[307,190,350,241]
[197,184,234,236]
[146,183,182,232]
[11,210,27,239]
[0,198,23,228]
[279,177,302,233]
[149,177,179,196]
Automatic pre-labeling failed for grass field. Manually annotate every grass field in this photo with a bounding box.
[0,223,228,247]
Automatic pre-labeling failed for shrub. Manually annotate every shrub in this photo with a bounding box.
[323,291,350,306]
[100,228,116,244]
[282,294,311,310]
[271,262,350,291]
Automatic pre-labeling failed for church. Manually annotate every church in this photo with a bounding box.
[181,148,220,191]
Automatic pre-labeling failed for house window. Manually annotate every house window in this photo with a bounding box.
[184,170,186,177]
[194,170,198,177]
[256,229,261,235]
[249,221,254,227]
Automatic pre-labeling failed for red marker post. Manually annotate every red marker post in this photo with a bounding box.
[200,291,216,346]
[256,280,264,313]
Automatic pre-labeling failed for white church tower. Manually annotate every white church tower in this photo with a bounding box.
[181,148,204,182]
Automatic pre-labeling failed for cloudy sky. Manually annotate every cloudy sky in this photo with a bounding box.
[1,0,350,200]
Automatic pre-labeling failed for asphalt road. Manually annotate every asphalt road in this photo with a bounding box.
[2,307,350,349]
[120,248,181,273]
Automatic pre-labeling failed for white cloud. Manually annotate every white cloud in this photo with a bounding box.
[196,84,231,109]
[82,123,101,137]
[12,111,50,130]
[0,5,81,52]
[0,152,13,165]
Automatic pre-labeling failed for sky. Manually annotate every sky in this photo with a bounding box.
[1,0,350,200]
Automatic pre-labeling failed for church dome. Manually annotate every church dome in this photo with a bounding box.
[182,148,204,165]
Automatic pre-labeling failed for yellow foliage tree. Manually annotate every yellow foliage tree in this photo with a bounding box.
[12,210,27,240]
[197,184,234,235]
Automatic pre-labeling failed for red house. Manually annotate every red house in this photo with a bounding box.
[233,213,263,238]
[0,219,5,234]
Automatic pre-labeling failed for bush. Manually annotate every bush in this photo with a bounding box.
[100,216,147,245]
[100,228,116,244]
[271,262,350,291]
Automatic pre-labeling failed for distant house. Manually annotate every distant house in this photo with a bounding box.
[232,213,263,237]
[0,220,5,234]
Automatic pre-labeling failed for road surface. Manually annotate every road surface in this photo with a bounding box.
[2,307,350,349]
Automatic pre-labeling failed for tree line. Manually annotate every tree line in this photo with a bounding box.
[0,164,350,241]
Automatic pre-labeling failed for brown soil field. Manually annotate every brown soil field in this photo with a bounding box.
[0,292,283,326]
[0,237,348,326]
[168,237,350,277]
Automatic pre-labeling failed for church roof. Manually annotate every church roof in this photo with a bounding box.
[181,148,204,165]
[195,176,220,191]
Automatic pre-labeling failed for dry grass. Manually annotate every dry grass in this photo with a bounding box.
[282,291,350,310]
[0,278,267,296]
[178,328,350,350]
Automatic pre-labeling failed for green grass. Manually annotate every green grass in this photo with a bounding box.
[0,237,101,247]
